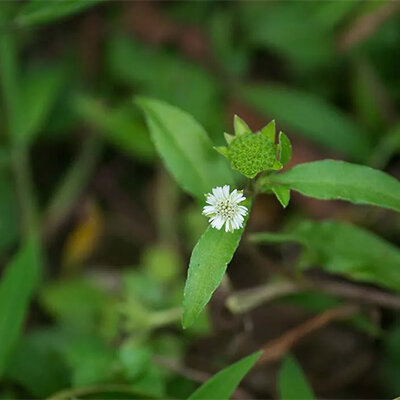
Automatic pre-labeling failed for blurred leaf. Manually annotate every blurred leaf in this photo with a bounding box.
[252,220,400,293]
[240,84,371,161]
[76,96,154,162]
[40,278,106,329]
[183,202,250,328]
[351,61,386,133]
[61,200,104,269]
[18,65,65,145]
[130,364,166,398]
[279,355,314,400]
[382,322,400,396]
[271,160,400,213]
[137,98,233,200]
[239,3,333,70]
[63,335,115,387]
[119,341,151,382]
[108,36,223,134]
[5,328,69,398]
[370,122,400,169]
[0,174,19,255]
[142,245,181,285]
[0,234,42,377]
[209,9,249,77]
[188,351,261,400]
[15,0,105,27]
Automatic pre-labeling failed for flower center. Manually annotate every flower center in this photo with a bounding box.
[217,199,236,219]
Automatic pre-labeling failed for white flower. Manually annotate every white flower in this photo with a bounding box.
[203,185,248,232]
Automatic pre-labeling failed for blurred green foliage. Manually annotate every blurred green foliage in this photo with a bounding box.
[0,1,400,398]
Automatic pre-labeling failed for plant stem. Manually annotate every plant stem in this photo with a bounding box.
[43,134,102,239]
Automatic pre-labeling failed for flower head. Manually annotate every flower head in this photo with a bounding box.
[203,185,248,232]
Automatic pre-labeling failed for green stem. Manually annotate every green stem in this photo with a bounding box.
[43,134,102,238]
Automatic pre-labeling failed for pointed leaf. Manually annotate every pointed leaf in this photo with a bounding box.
[224,132,235,145]
[279,356,314,400]
[278,131,292,166]
[214,146,229,159]
[183,203,250,328]
[271,184,290,208]
[15,0,105,27]
[188,351,261,400]
[261,120,276,143]
[251,220,400,294]
[137,98,233,200]
[271,160,400,213]
[234,115,251,136]
[0,234,42,377]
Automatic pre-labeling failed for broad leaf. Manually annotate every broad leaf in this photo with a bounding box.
[251,220,400,293]
[279,356,314,400]
[188,351,261,400]
[0,234,42,377]
[240,84,371,161]
[271,160,400,213]
[137,98,233,200]
[15,0,105,27]
[183,202,250,328]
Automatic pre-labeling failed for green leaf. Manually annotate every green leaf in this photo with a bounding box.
[279,355,314,400]
[0,174,19,255]
[5,328,69,398]
[278,131,292,166]
[0,234,42,377]
[251,220,400,293]
[108,35,222,135]
[137,98,233,200]
[19,66,65,145]
[261,120,276,143]
[240,84,371,161]
[183,203,250,328]
[233,115,251,136]
[270,184,290,208]
[75,96,154,162]
[15,0,105,27]
[271,160,400,213]
[188,351,261,400]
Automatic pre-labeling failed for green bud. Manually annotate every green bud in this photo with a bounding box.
[229,132,277,178]
[215,117,284,178]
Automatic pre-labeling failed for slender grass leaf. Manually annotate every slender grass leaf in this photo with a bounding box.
[240,84,371,161]
[15,0,105,28]
[19,66,65,145]
[271,160,400,213]
[183,202,250,328]
[251,220,400,293]
[279,355,314,400]
[188,351,261,400]
[136,98,233,200]
[0,234,42,377]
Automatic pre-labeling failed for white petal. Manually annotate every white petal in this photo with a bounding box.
[237,205,248,215]
[223,185,230,199]
[203,205,216,215]
[225,220,230,232]
[206,194,217,205]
